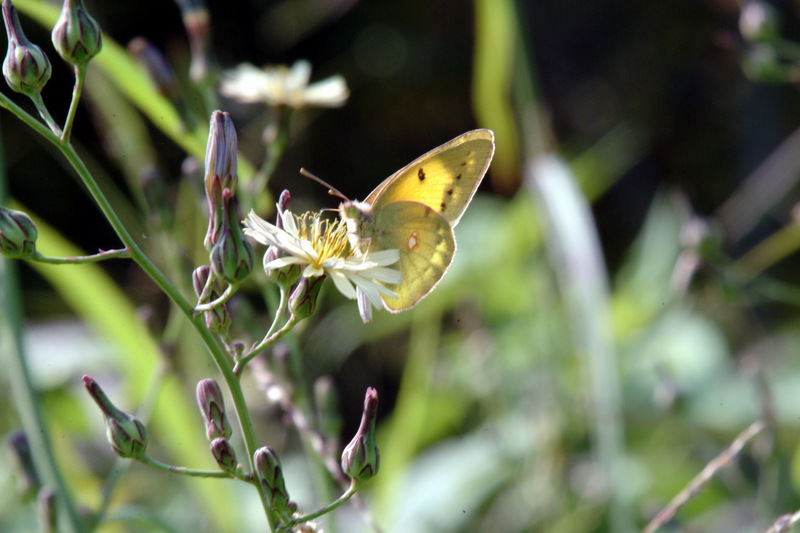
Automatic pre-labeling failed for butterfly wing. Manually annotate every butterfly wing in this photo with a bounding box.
[365,129,495,227]
[365,201,456,312]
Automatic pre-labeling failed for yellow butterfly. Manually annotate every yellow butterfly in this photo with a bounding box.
[339,129,495,316]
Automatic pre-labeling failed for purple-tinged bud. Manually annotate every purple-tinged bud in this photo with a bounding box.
[37,488,56,533]
[8,432,40,499]
[341,387,379,483]
[253,446,293,516]
[51,0,102,66]
[209,437,240,474]
[192,265,231,333]
[0,205,37,258]
[83,376,148,459]
[2,0,51,97]
[289,275,325,319]
[205,111,238,198]
[210,228,254,284]
[196,378,232,440]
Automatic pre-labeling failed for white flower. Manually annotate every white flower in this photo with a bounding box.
[243,207,401,322]
[220,60,349,108]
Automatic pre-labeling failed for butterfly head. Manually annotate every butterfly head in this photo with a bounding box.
[339,200,374,251]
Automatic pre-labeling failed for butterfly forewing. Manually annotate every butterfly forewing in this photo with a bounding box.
[365,129,494,227]
[367,202,455,312]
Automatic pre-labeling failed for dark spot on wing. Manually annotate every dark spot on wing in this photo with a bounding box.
[455,173,462,180]
[446,188,454,196]
[418,168,426,181]
[440,202,447,212]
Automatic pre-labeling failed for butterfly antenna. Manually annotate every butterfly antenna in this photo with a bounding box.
[300,168,348,201]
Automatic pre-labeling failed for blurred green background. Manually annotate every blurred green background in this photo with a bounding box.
[3,0,800,532]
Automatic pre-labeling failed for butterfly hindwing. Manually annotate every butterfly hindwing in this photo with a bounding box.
[364,201,455,312]
[365,129,494,227]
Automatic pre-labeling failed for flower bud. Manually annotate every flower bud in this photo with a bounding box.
[210,437,240,474]
[51,0,102,66]
[253,446,293,516]
[8,432,40,499]
[210,224,254,284]
[83,376,148,459]
[2,0,51,97]
[192,265,231,333]
[341,387,379,483]
[289,275,325,319]
[0,205,37,258]
[196,378,232,440]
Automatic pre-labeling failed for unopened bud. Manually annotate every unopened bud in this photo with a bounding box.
[253,446,293,516]
[83,376,148,458]
[8,432,40,498]
[289,275,325,319]
[196,378,232,440]
[0,205,37,258]
[210,201,254,284]
[192,265,231,333]
[51,0,102,66]
[341,387,379,483]
[2,0,51,97]
[210,437,239,474]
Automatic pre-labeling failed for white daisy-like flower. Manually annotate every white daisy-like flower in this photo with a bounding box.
[220,60,349,108]
[243,207,401,322]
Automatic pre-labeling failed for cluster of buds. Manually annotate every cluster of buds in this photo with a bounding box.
[0,205,37,258]
[83,376,148,459]
[195,111,253,321]
[196,378,242,475]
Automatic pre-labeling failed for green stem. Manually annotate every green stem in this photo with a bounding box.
[195,281,237,312]
[61,64,87,143]
[0,90,281,530]
[32,247,131,264]
[28,92,62,136]
[235,313,299,375]
[138,455,241,480]
[279,481,358,531]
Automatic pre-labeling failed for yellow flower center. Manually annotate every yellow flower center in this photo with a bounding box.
[294,212,352,267]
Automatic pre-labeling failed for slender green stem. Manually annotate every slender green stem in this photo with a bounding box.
[0,90,281,530]
[28,92,62,136]
[236,313,299,375]
[138,455,242,480]
[32,247,131,264]
[278,481,358,531]
[61,64,87,143]
[195,281,237,312]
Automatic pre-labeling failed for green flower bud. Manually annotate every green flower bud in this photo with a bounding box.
[210,216,254,284]
[51,0,102,66]
[83,376,148,459]
[0,205,37,258]
[196,378,232,440]
[2,0,51,97]
[289,275,325,320]
[210,437,240,475]
[8,432,40,499]
[341,387,379,483]
[253,446,294,516]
